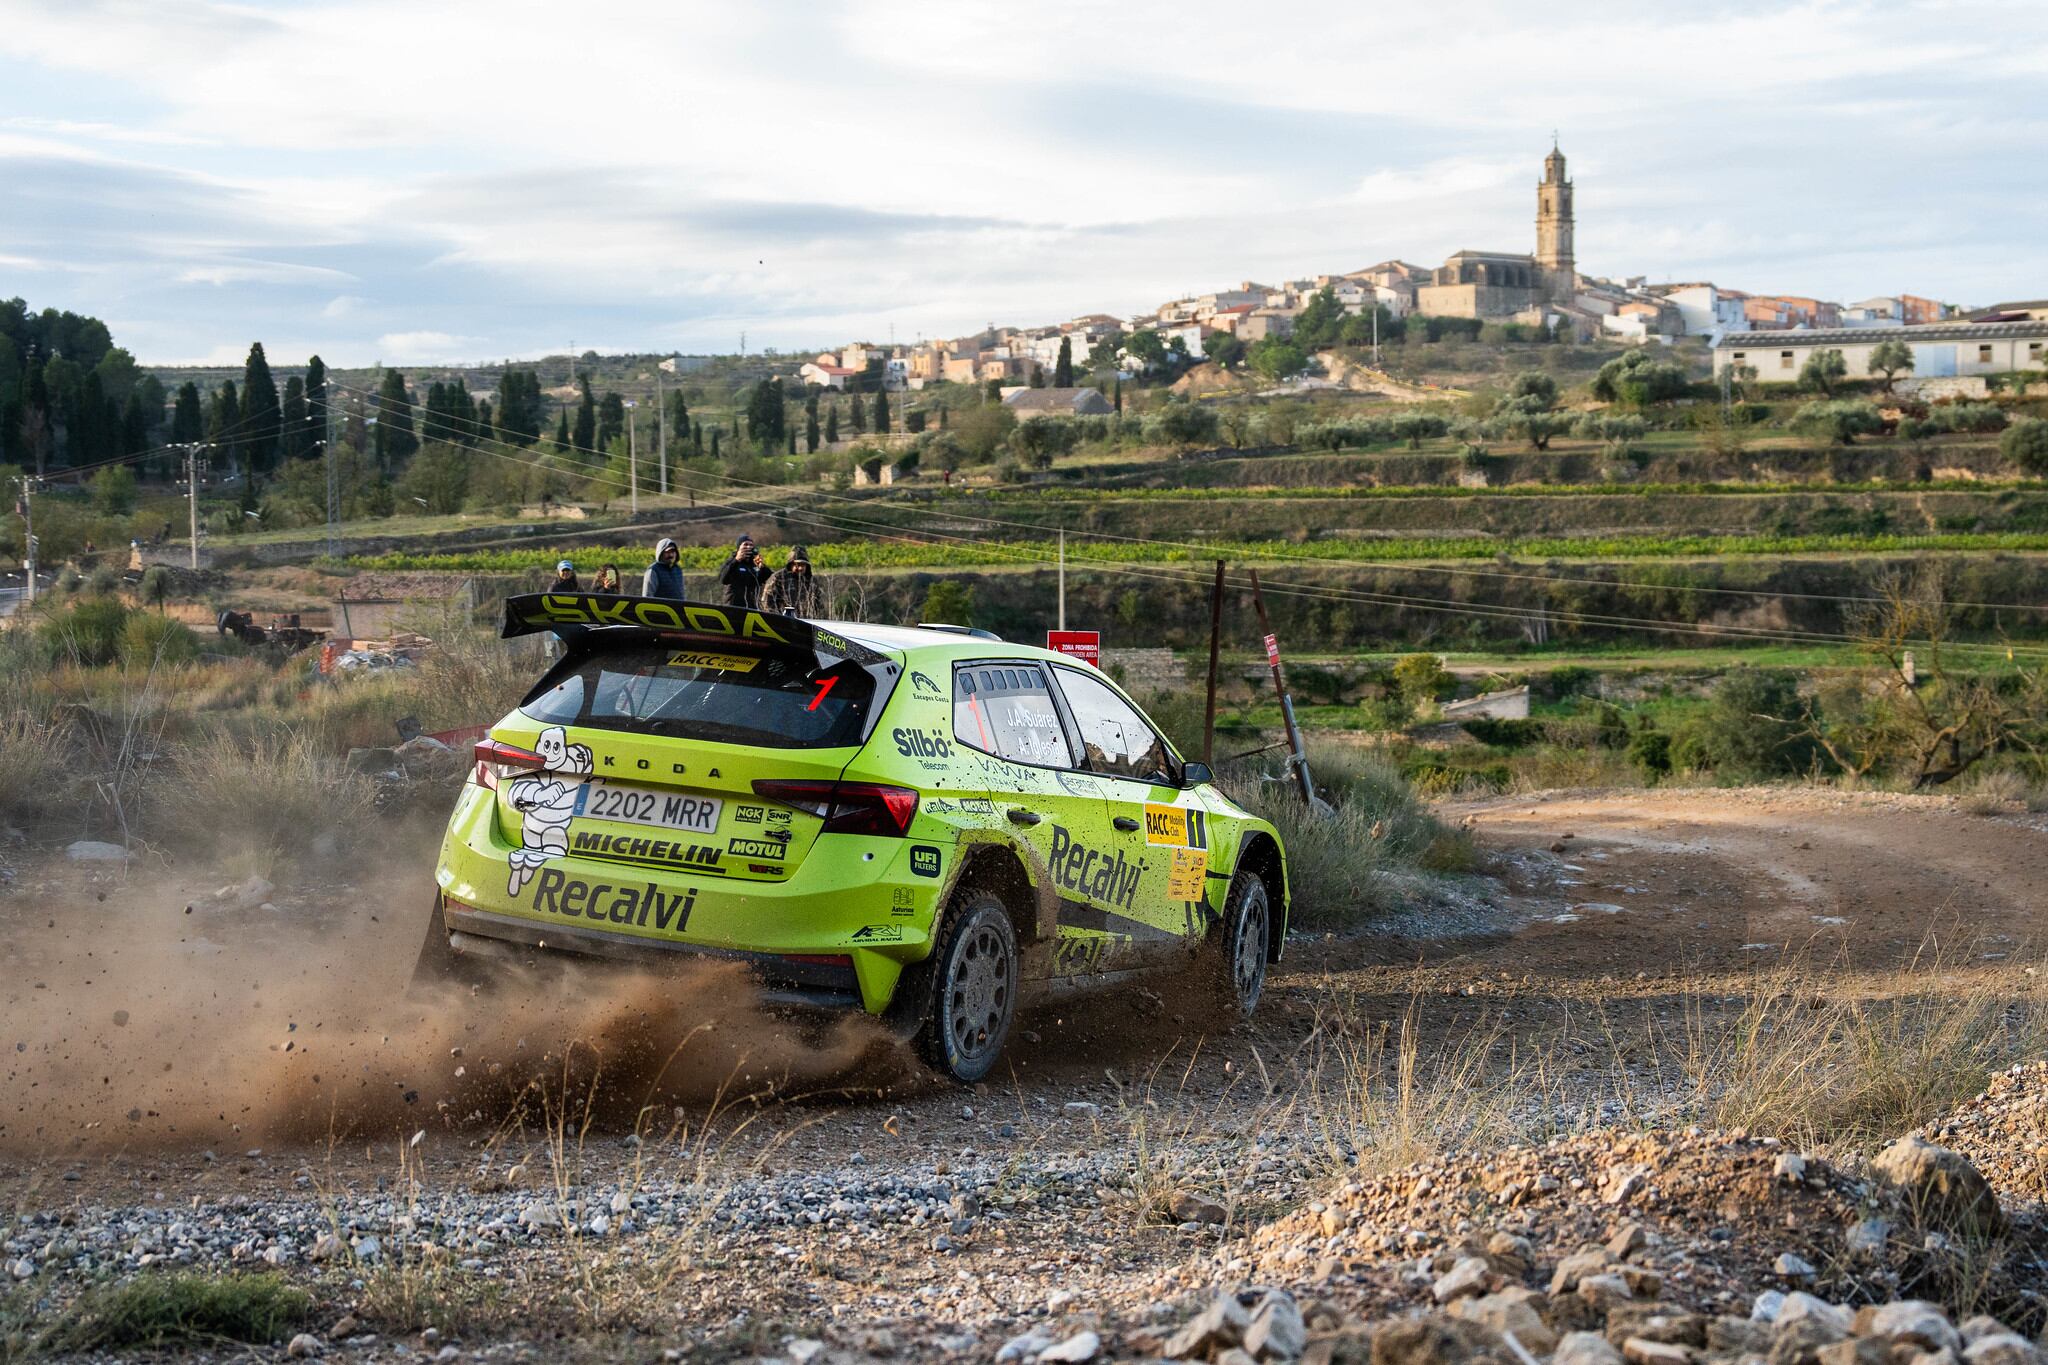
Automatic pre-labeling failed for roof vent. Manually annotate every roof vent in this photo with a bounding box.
[916,623,1003,641]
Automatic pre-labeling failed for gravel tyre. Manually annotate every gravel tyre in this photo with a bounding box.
[1207,866,1272,1018]
[903,889,1018,1084]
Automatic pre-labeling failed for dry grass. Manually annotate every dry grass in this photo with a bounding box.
[151,725,378,868]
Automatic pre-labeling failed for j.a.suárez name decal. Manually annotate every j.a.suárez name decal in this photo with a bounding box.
[529,868,697,931]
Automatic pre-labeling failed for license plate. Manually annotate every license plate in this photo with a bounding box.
[574,781,722,834]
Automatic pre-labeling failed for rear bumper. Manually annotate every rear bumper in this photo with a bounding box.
[433,784,943,1012]
[439,902,864,1010]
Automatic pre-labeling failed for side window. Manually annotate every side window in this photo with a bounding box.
[953,664,1073,768]
[1054,666,1174,784]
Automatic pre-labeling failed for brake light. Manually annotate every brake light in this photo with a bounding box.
[752,779,919,837]
[472,738,548,790]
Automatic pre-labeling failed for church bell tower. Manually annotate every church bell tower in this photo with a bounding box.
[1536,140,1575,301]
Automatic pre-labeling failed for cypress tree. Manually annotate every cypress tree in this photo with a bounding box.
[805,394,820,453]
[572,373,597,452]
[171,381,204,444]
[849,391,867,435]
[825,403,839,443]
[710,427,721,460]
[598,391,624,450]
[939,405,949,430]
[280,377,307,460]
[240,341,280,473]
[373,369,415,474]
[871,388,889,434]
[304,355,328,455]
[1114,376,1123,413]
[1054,336,1073,387]
[554,408,571,449]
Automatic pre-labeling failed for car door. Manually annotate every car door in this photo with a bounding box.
[948,660,1104,969]
[1048,664,1211,955]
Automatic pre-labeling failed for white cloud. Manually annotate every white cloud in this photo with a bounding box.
[374,330,484,363]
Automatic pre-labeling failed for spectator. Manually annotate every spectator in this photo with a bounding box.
[642,538,685,599]
[718,534,769,608]
[591,563,623,594]
[765,545,822,617]
[552,559,580,591]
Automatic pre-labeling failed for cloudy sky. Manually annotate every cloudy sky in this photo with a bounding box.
[3,0,2044,366]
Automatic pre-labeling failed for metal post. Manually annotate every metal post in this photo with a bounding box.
[656,374,668,496]
[1247,569,1316,807]
[17,476,34,607]
[186,447,201,571]
[628,401,639,516]
[1057,529,1065,631]
[1203,559,1225,766]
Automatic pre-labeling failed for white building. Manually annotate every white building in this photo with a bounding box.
[1713,320,2048,381]
[1656,284,1749,337]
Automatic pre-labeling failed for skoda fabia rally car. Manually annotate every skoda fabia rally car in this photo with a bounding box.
[420,592,1289,1082]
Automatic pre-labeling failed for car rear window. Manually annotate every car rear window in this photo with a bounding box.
[521,643,878,749]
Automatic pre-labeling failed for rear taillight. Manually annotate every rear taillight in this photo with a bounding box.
[752,779,919,837]
[472,738,547,790]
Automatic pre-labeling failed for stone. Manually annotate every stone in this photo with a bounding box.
[1707,1318,1771,1354]
[1869,1137,2006,1237]
[1039,1330,1101,1363]
[1752,1292,1787,1323]
[786,1340,827,1364]
[1433,1257,1492,1304]
[1775,1295,1851,1337]
[1961,1337,2041,1365]
[1579,1275,1634,1310]
[1485,1232,1534,1276]
[1863,1303,1960,1355]
[1622,1340,1693,1365]
[1450,1291,1556,1355]
[1775,1153,1808,1180]
[1047,1288,1075,1314]
[308,1234,345,1262]
[1172,1190,1229,1224]
[1606,1223,1648,1258]
[1245,1290,1309,1362]
[1774,1252,1817,1279]
[1551,1249,1613,1295]
[997,1330,1056,1364]
[65,840,130,862]
[1166,1294,1251,1360]
[286,1333,323,1358]
[1063,1101,1101,1120]
[1958,1320,2010,1347]
[329,1315,360,1339]
[1370,1316,1509,1365]
[1620,1268,1663,1300]
[1814,1340,1888,1365]
[1553,1333,1626,1365]
[1845,1219,1890,1257]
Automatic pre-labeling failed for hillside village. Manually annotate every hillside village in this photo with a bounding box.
[781,145,2043,400]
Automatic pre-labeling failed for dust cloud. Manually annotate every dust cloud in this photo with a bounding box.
[0,851,912,1155]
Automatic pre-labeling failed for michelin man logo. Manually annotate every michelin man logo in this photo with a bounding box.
[506,725,594,896]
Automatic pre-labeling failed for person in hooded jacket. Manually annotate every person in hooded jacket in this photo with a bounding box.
[642,538,686,599]
[764,545,823,617]
[718,534,769,609]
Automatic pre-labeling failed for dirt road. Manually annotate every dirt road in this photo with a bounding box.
[1,787,2041,1357]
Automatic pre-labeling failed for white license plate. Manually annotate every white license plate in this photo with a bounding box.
[574,781,722,834]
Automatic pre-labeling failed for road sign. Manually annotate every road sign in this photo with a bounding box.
[1046,629,1100,667]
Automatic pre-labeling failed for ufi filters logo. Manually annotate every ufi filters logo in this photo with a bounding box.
[528,868,697,932]
[1046,824,1143,910]
[892,727,953,760]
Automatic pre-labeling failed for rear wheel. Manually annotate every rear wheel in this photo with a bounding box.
[902,890,1017,1084]
[1208,867,1271,1018]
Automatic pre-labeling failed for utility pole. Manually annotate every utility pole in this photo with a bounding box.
[1203,560,1225,766]
[656,373,668,496]
[16,475,35,607]
[1057,529,1066,631]
[323,393,340,559]
[627,400,639,516]
[1247,569,1317,808]
[186,446,202,571]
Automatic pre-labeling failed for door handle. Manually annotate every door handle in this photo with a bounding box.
[1112,816,1141,831]
[1006,808,1041,826]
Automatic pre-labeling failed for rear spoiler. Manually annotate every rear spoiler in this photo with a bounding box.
[500,592,886,666]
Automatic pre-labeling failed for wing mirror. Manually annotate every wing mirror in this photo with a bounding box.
[1181,761,1214,788]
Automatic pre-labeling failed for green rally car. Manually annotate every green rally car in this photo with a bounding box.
[419,592,1289,1082]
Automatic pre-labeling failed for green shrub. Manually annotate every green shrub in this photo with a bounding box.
[37,596,132,666]
[1796,400,1882,445]
[1542,665,1597,700]
[49,1272,311,1351]
[1683,670,1818,779]
[1627,728,1672,779]
[1392,652,1453,705]
[1459,717,1543,748]
[119,612,200,668]
[2000,417,2048,474]
[1929,402,2007,435]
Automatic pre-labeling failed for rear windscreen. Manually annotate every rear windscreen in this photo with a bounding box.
[520,643,878,749]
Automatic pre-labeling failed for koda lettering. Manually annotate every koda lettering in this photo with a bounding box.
[529,868,698,932]
[892,727,953,760]
[1045,824,1144,910]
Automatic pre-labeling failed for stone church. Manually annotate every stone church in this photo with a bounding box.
[1413,144,1578,320]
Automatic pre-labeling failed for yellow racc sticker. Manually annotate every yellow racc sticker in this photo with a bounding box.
[666,649,760,673]
[1143,803,1189,846]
